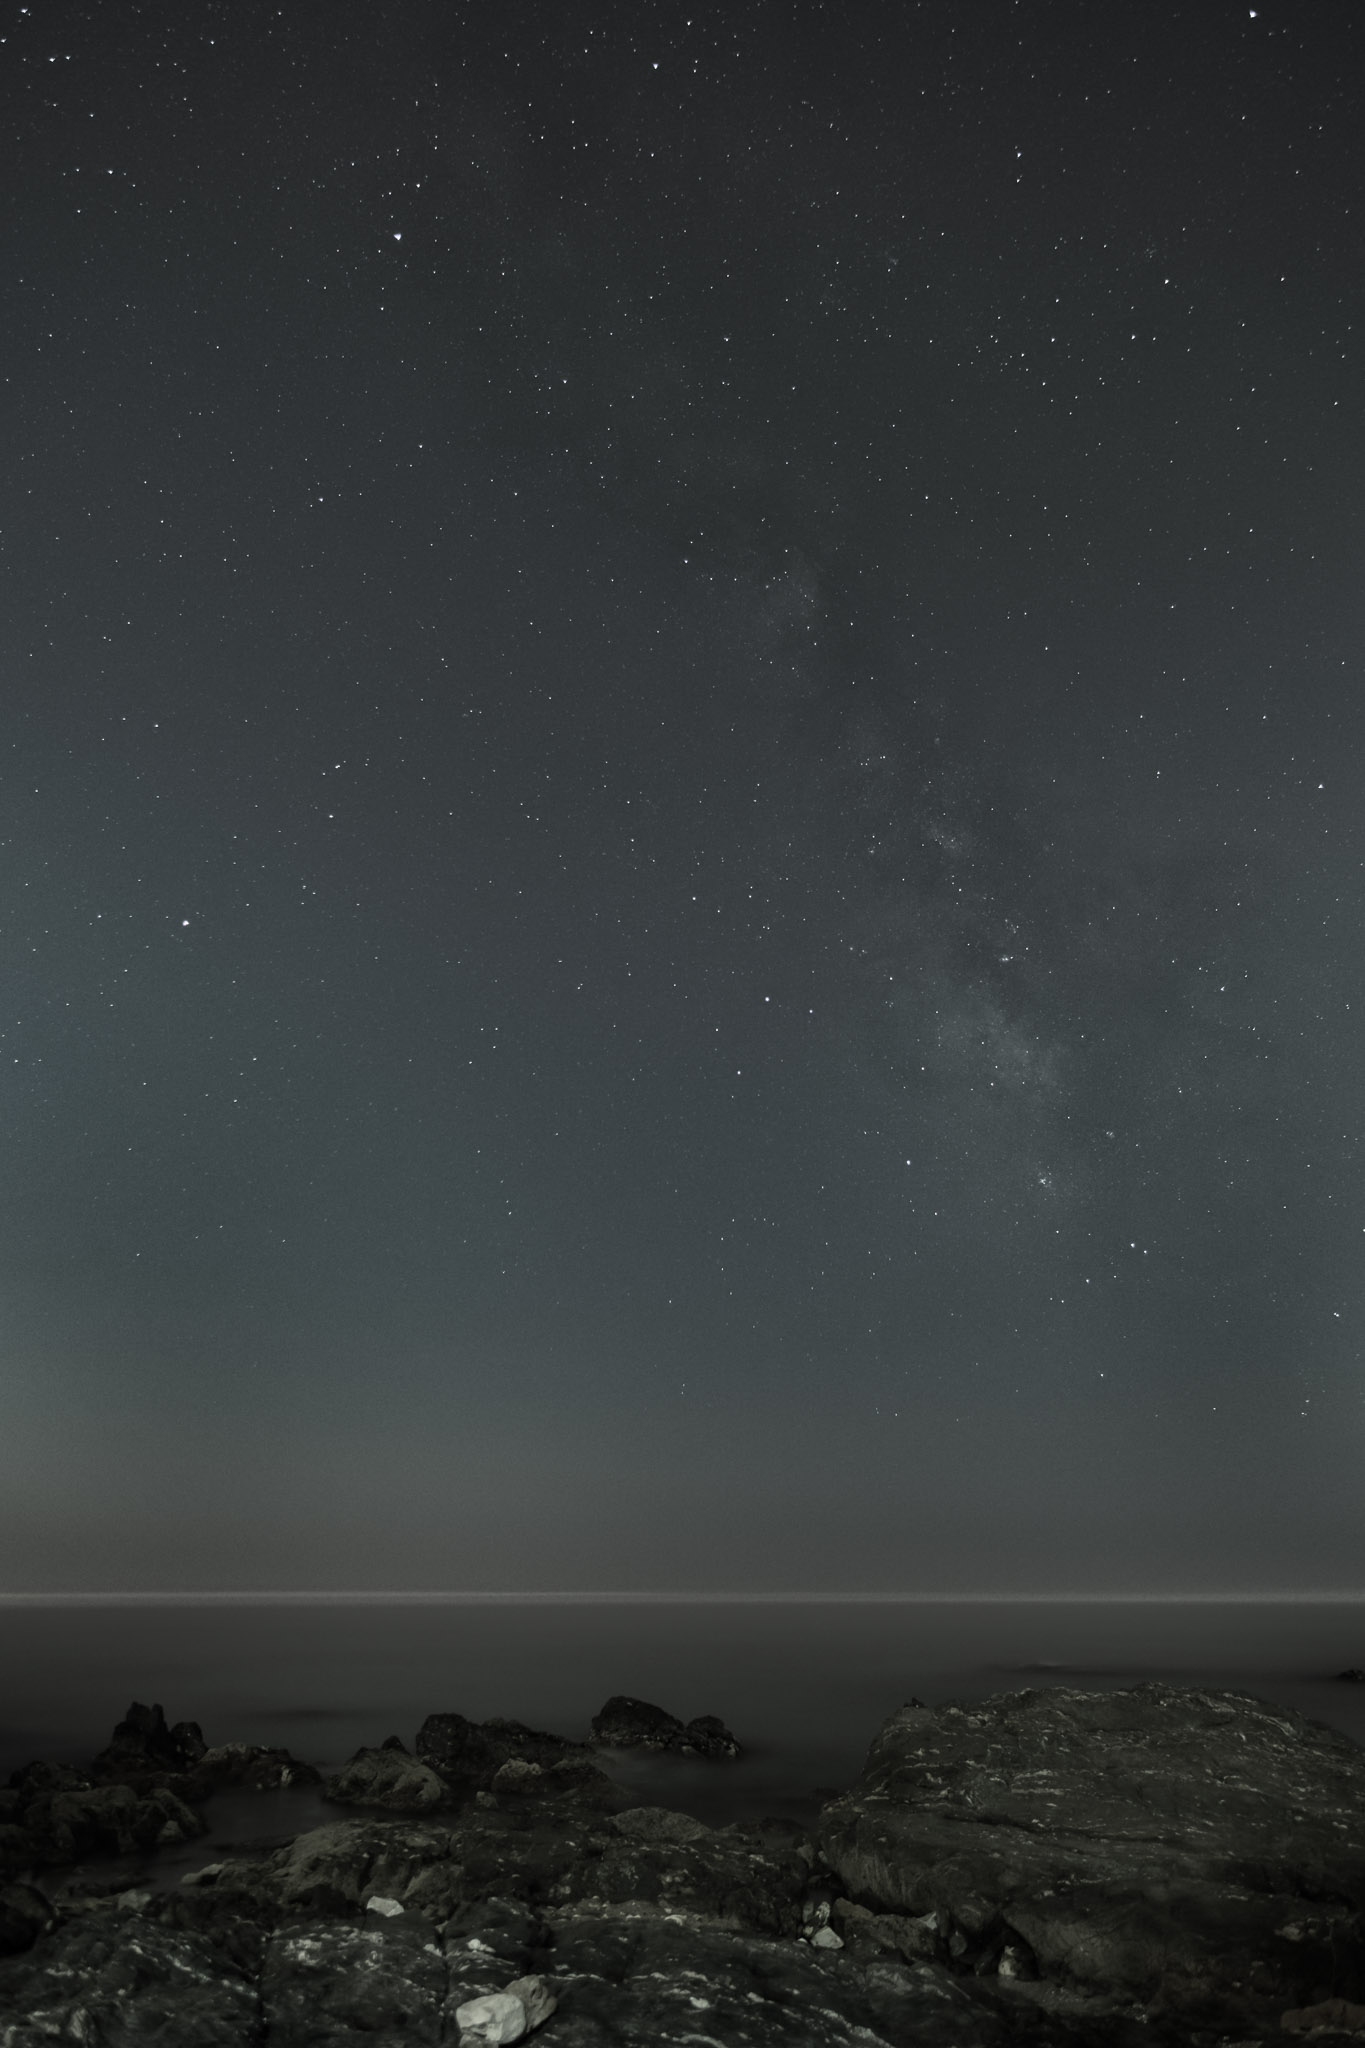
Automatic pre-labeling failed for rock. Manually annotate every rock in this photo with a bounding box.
[490,1759,544,1794]
[1338,1668,1365,1683]
[193,1740,322,1791]
[503,1974,558,2029]
[830,1896,943,1964]
[325,1746,448,1811]
[88,1700,207,1781]
[0,1884,53,1958]
[611,1805,714,1846]
[0,1800,1099,2047]
[817,1682,1365,2035]
[590,1695,685,1749]
[0,1912,262,2044]
[540,1755,621,1809]
[453,1976,557,2044]
[679,1713,743,1758]
[454,1987,529,2043]
[1282,1997,1365,2034]
[259,1916,447,2043]
[12,1680,1361,2044]
[589,1696,742,1757]
[415,1713,590,1790]
[5,1773,207,1865]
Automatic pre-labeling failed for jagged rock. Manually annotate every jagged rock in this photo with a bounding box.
[324,1745,448,1811]
[589,1696,743,1757]
[87,1700,207,1782]
[1339,1668,1365,1683]
[817,1682,1365,2036]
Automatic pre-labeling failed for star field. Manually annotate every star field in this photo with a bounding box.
[1,0,1362,1593]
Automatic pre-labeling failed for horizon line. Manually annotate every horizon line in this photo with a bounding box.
[1,1589,1364,1606]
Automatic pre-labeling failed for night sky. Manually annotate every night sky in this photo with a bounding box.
[3,0,1363,1595]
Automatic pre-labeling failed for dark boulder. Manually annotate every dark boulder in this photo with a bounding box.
[1338,1667,1365,1683]
[87,1703,318,1801]
[414,1710,590,1790]
[88,1700,207,1782]
[817,1681,1365,2037]
[323,1746,448,1812]
[0,1882,54,1958]
[3,1762,206,1868]
[590,1695,685,1750]
[590,1696,743,1757]
[679,1712,743,1759]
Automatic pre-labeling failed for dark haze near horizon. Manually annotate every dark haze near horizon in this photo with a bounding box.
[3,1,1364,1594]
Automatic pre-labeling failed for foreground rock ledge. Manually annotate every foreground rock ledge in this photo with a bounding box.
[1,1683,1363,2045]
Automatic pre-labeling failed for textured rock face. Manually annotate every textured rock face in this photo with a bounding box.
[5,1683,1363,2042]
[817,1682,1365,2034]
[0,1802,1079,2047]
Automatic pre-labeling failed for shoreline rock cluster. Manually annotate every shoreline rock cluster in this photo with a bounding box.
[2,1683,1364,2043]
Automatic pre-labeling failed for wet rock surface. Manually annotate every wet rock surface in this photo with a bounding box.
[1,1684,1362,2042]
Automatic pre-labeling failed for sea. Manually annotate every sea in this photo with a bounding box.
[3,1595,1363,1888]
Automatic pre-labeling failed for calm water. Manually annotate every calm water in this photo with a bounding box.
[3,1598,1364,1878]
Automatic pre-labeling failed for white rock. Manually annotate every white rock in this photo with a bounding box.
[455,1990,527,2045]
[491,1758,544,1790]
[810,1924,844,1949]
[504,1976,558,2029]
[365,1894,405,1917]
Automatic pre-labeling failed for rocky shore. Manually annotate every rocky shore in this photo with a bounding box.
[3,1682,1365,2044]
